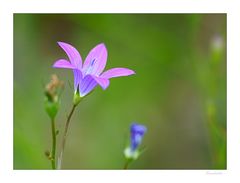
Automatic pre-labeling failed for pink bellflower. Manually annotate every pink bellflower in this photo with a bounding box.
[53,42,135,97]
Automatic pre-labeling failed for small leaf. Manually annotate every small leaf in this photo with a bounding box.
[56,130,59,136]
[44,150,51,160]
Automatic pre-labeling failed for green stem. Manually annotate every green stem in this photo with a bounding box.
[57,104,77,169]
[51,117,56,169]
[124,159,131,169]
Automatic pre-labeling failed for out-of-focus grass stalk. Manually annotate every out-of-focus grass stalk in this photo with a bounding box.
[206,100,226,168]
[206,35,226,169]
[199,35,226,169]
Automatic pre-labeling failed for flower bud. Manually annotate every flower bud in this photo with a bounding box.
[124,123,147,160]
[44,74,64,119]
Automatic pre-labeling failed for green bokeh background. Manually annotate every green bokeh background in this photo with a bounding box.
[14,14,226,169]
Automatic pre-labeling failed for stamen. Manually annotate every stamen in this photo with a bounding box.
[85,58,96,74]
[91,59,96,66]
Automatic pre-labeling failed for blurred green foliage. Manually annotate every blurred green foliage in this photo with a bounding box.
[14,14,226,169]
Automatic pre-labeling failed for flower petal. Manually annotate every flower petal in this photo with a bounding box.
[83,43,108,76]
[131,123,147,135]
[73,69,82,92]
[58,42,82,69]
[53,59,76,69]
[91,75,110,90]
[101,68,135,79]
[79,75,110,97]
[79,75,98,97]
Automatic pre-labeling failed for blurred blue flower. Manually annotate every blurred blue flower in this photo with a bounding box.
[130,123,147,151]
[124,123,147,160]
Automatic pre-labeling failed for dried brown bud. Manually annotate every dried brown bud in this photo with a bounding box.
[45,74,64,102]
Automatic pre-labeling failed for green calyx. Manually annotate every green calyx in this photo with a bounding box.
[124,146,146,161]
[73,91,82,106]
[45,98,59,119]
[124,147,140,160]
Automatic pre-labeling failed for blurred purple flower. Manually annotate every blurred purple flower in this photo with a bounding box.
[130,123,147,151]
[53,42,135,97]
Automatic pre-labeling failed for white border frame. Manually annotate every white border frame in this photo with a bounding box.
[0,0,239,182]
